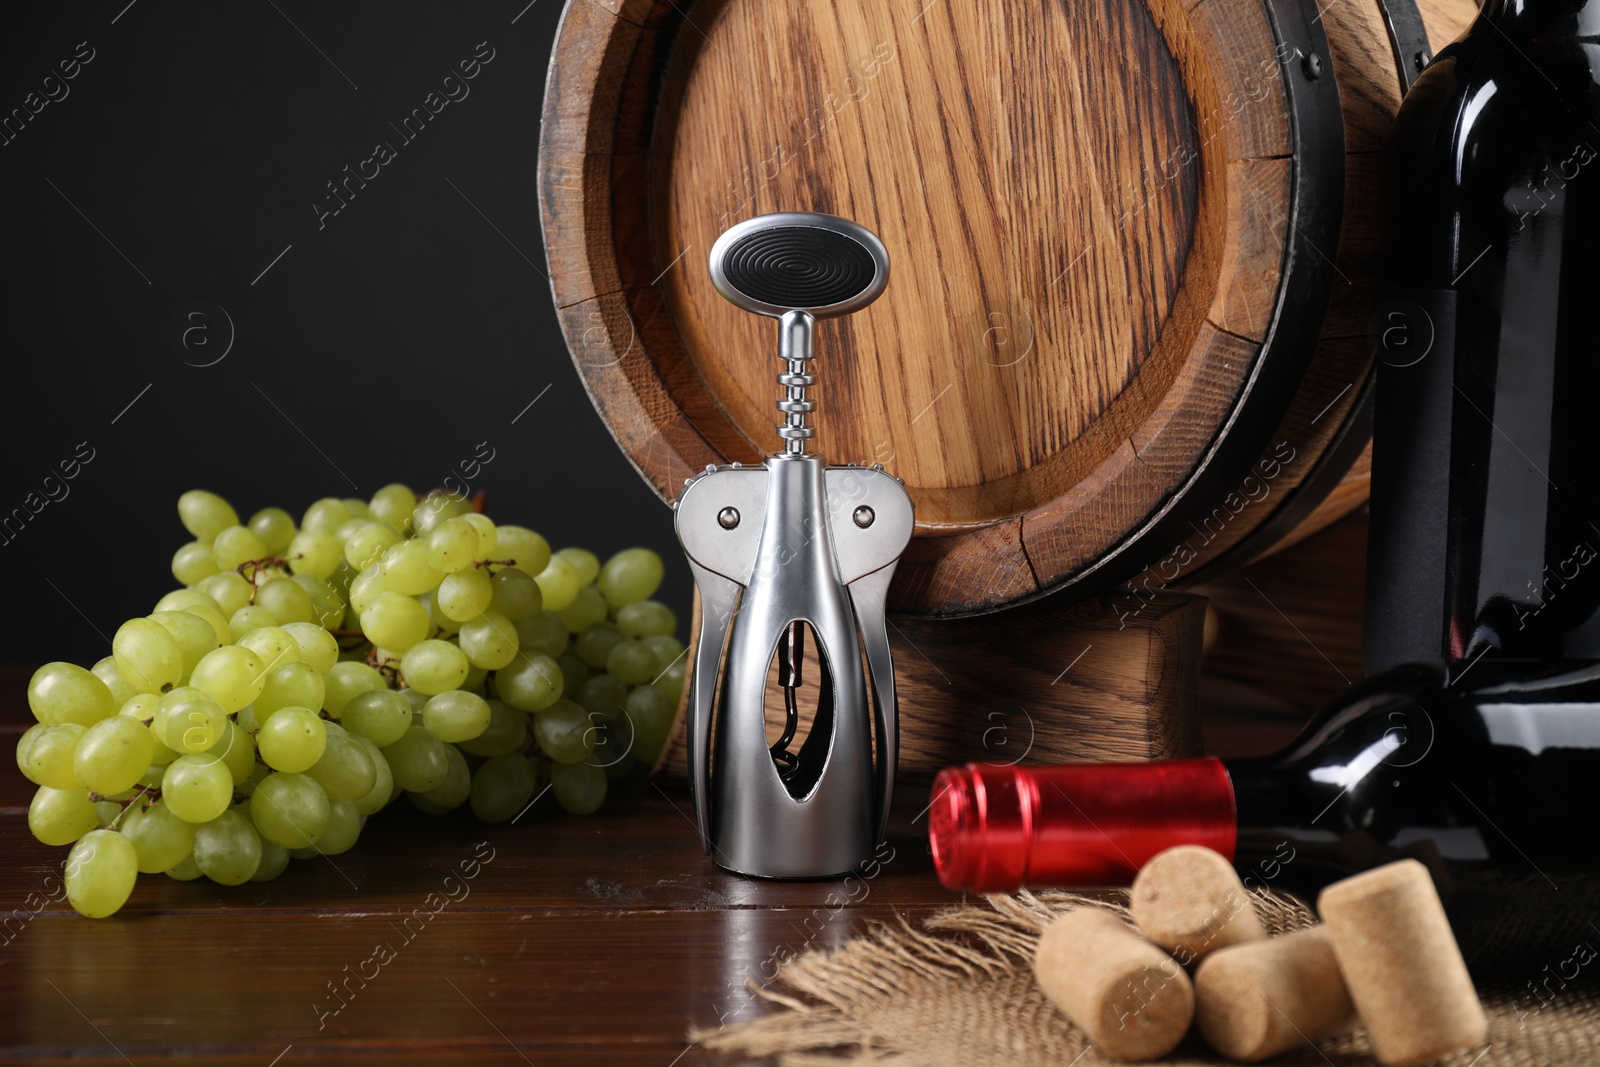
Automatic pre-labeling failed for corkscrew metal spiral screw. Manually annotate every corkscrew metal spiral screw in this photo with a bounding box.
[676,212,913,878]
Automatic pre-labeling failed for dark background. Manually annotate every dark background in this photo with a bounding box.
[0,0,689,664]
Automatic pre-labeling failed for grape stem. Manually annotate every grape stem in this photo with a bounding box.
[234,555,301,590]
[95,786,158,830]
[472,558,516,570]
[364,647,407,689]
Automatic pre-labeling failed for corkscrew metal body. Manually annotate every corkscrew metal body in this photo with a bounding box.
[675,212,913,879]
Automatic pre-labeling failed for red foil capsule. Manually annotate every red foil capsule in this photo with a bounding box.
[928,759,1238,891]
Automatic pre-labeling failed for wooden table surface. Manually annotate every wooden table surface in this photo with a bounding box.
[0,664,992,1067]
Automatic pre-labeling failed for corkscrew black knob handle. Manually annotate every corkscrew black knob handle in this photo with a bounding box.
[709,212,889,319]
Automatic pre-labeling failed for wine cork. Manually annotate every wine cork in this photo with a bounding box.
[1034,907,1194,1061]
[1318,859,1487,1066]
[1194,926,1355,1062]
[1131,845,1266,963]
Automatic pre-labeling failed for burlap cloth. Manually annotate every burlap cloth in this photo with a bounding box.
[696,871,1600,1066]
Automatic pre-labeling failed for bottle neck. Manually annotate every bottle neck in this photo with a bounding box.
[1479,0,1600,34]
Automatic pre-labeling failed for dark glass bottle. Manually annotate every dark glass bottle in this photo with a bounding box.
[929,660,1600,892]
[1366,0,1600,670]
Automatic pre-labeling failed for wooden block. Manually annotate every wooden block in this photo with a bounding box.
[654,589,1207,785]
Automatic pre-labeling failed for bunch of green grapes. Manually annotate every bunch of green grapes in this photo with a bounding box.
[17,486,684,919]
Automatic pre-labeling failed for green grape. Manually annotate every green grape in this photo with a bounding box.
[468,753,536,823]
[346,563,385,617]
[462,513,497,556]
[532,699,596,764]
[150,611,222,681]
[422,590,462,636]
[235,705,262,734]
[92,656,139,710]
[576,623,625,669]
[629,683,676,765]
[456,699,528,757]
[228,605,279,642]
[121,801,195,873]
[74,716,155,795]
[300,497,353,534]
[154,689,225,754]
[193,810,262,885]
[201,571,256,618]
[641,634,687,675]
[341,689,413,747]
[178,489,239,542]
[334,517,367,543]
[249,772,331,849]
[607,639,660,686]
[515,611,570,658]
[556,651,590,697]
[549,759,607,816]
[237,626,300,672]
[289,574,345,629]
[282,622,339,675]
[214,721,257,784]
[421,690,491,743]
[287,529,342,580]
[401,640,469,695]
[256,578,315,625]
[316,799,362,855]
[94,798,124,828]
[554,547,601,585]
[380,540,443,596]
[400,686,429,719]
[458,611,519,670]
[488,567,543,621]
[145,731,181,769]
[494,653,563,713]
[258,707,326,773]
[616,600,678,640]
[576,673,629,723]
[256,661,326,721]
[555,584,608,633]
[64,830,139,918]
[113,618,185,694]
[368,482,417,534]
[153,587,225,618]
[342,497,374,520]
[305,733,376,801]
[493,525,551,577]
[361,591,431,652]
[29,662,116,726]
[382,725,449,792]
[24,723,86,789]
[343,521,403,571]
[599,547,665,608]
[212,525,269,571]
[658,657,688,708]
[162,754,233,823]
[248,506,297,555]
[251,838,291,882]
[172,540,220,585]
[533,555,582,613]
[438,568,494,621]
[189,645,267,714]
[165,854,204,881]
[425,516,481,573]
[409,744,471,815]
[158,595,230,647]
[348,735,395,817]
[29,785,99,845]
[412,493,468,538]
[588,705,637,779]
[15,722,46,779]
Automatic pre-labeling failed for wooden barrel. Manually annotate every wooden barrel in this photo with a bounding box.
[539,0,1477,617]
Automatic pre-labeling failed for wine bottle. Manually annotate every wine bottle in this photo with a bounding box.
[929,660,1600,891]
[1365,0,1600,671]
